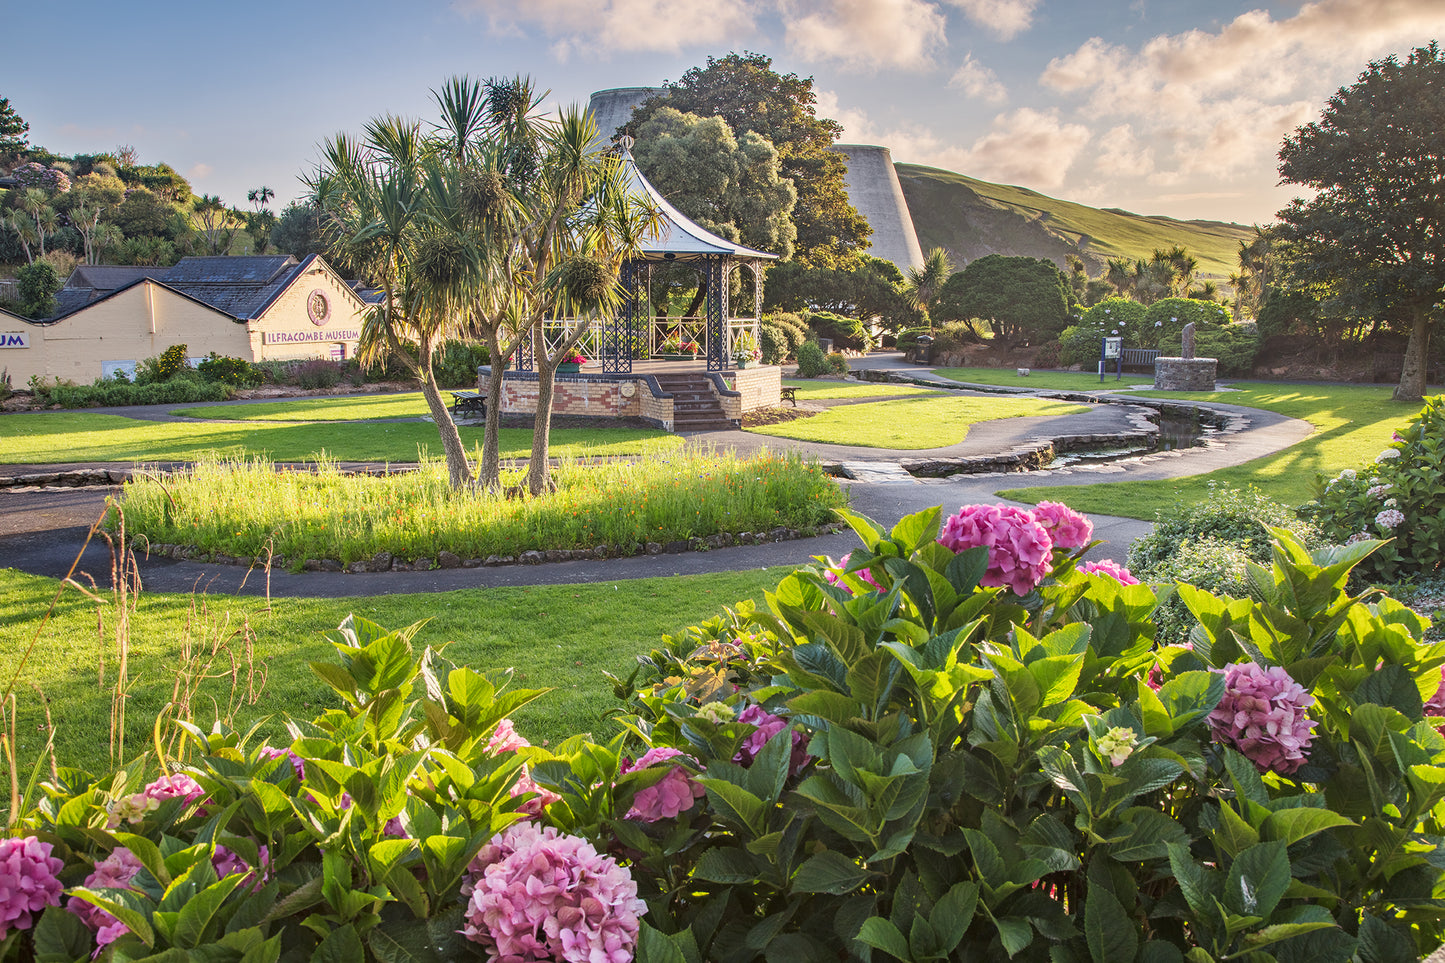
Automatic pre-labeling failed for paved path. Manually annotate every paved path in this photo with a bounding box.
[0,357,1313,598]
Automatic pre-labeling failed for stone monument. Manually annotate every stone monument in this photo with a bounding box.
[1154,320,1217,391]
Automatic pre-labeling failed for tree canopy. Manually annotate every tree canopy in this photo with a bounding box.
[631,108,796,260]
[0,97,28,157]
[939,254,1070,343]
[764,255,919,332]
[620,52,871,268]
[1276,41,1445,402]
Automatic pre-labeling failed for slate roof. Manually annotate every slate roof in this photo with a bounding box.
[66,264,169,293]
[618,146,778,262]
[160,255,308,319]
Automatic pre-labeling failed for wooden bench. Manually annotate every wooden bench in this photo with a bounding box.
[1121,348,1160,372]
[449,390,487,419]
[780,386,798,406]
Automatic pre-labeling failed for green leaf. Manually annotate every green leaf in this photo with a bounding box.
[1137,941,1184,963]
[695,848,761,885]
[995,917,1034,958]
[931,882,979,952]
[698,779,767,836]
[1260,808,1352,846]
[174,875,244,948]
[33,900,95,962]
[945,546,989,593]
[837,507,888,551]
[1225,840,1290,919]
[792,851,872,895]
[636,923,690,963]
[1086,885,1137,963]
[1167,843,1219,920]
[856,918,911,961]
[67,888,154,948]
[311,922,365,963]
[1155,672,1224,731]
[890,506,942,553]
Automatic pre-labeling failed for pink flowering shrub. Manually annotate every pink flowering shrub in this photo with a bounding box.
[937,504,1053,595]
[623,747,705,821]
[0,837,64,939]
[461,822,645,963]
[144,773,206,806]
[212,844,270,892]
[1033,501,1094,551]
[487,719,561,815]
[1078,558,1139,585]
[823,552,881,592]
[733,703,812,776]
[1208,662,1317,774]
[69,847,144,948]
[257,745,306,780]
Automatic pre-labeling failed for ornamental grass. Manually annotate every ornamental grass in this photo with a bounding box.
[115,449,844,566]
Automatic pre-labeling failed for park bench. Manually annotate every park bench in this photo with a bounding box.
[449,390,487,419]
[1121,348,1160,373]
[779,386,797,406]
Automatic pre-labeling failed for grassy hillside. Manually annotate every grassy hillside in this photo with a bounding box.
[895,163,1255,282]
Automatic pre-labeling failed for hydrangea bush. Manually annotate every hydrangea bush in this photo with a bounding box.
[579,504,1445,963]
[1301,396,1445,581]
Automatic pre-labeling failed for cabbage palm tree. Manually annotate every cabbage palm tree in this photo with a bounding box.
[903,247,953,329]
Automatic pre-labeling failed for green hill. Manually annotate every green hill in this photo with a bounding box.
[894,163,1256,282]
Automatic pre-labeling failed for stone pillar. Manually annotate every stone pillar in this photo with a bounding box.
[1154,357,1217,391]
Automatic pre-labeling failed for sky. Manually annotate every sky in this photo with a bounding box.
[4,0,1441,227]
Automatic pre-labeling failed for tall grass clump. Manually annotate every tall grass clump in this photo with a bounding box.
[115,450,845,566]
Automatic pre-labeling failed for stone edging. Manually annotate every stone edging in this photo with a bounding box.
[129,522,849,574]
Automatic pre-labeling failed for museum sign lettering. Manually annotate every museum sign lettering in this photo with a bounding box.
[0,332,29,348]
[264,330,360,344]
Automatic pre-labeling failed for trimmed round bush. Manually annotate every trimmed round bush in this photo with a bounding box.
[794,340,831,378]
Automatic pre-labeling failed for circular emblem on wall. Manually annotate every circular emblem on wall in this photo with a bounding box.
[307,289,331,326]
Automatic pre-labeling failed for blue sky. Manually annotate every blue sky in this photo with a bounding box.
[5,0,1440,226]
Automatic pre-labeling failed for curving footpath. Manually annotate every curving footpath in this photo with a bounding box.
[0,357,1313,598]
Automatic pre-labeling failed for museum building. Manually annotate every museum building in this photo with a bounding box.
[0,254,376,384]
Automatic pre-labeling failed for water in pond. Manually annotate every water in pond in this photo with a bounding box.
[1046,406,1221,468]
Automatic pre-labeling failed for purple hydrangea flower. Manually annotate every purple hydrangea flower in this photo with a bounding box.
[621,747,704,822]
[1033,501,1094,551]
[461,822,645,963]
[1078,558,1139,585]
[733,704,812,777]
[0,836,65,939]
[1208,663,1317,774]
[257,745,306,781]
[938,504,1053,596]
[212,844,270,893]
[69,847,144,949]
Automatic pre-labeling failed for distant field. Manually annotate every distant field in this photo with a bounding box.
[897,163,1255,281]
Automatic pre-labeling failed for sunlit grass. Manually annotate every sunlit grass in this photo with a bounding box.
[172,392,431,422]
[0,412,681,464]
[117,449,845,565]
[779,379,937,400]
[998,383,1419,518]
[933,366,1154,391]
[747,394,1089,449]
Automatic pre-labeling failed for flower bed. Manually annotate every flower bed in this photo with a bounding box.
[6,503,1445,961]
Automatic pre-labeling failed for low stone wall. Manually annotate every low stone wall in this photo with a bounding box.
[1154,357,1218,391]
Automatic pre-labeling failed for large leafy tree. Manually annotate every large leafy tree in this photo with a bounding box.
[940,254,1070,343]
[620,52,871,268]
[0,97,28,157]
[1277,41,1445,402]
[764,255,919,333]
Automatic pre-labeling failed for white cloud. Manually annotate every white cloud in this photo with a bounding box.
[454,0,757,56]
[188,163,213,180]
[948,54,1007,102]
[783,0,948,69]
[946,0,1038,40]
[953,108,1091,189]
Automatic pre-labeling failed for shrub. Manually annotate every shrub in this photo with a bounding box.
[573,504,1445,963]
[806,310,873,353]
[294,358,342,389]
[1128,483,1321,643]
[1193,321,1261,375]
[1142,297,1232,350]
[1300,396,1445,582]
[1058,297,1146,366]
[196,352,260,387]
[14,261,61,319]
[930,318,984,355]
[894,326,931,353]
[825,351,849,375]
[431,341,491,388]
[156,343,189,380]
[758,323,789,365]
[44,378,232,408]
[794,340,831,378]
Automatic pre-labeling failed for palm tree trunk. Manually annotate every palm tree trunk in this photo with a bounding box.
[477,330,507,491]
[527,360,558,495]
[416,354,472,489]
[1394,304,1432,403]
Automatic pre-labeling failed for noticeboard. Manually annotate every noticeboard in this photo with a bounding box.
[1102,337,1122,359]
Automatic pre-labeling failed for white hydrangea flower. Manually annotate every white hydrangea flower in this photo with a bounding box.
[1384,498,1398,508]
[1376,509,1405,529]
[1377,448,1401,462]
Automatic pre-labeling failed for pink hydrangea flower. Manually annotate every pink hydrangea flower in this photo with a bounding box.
[461,823,645,963]
[1033,501,1094,551]
[622,747,705,822]
[0,836,65,939]
[486,720,561,815]
[69,847,144,948]
[824,553,882,593]
[1425,667,1445,727]
[1208,663,1317,774]
[1078,559,1139,585]
[258,745,306,781]
[938,504,1053,595]
[212,844,270,893]
[733,704,812,777]
[144,773,206,806]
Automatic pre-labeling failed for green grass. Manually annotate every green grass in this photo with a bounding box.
[779,379,937,400]
[118,450,845,565]
[0,412,681,464]
[172,393,433,422]
[0,566,789,780]
[747,395,1088,448]
[933,367,1155,392]
[998,383,1417,519]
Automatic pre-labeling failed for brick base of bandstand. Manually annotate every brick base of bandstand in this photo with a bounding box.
[476,362,781,432]
[1154,357,1218,391]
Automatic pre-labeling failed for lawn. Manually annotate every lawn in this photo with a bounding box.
[779,379,937,400]
[0,411,681,464]
[172,392,433,422]
[933,366,1155,391]
[748,394,1088,449]
[998,383,1416,519]
[0,566,788,780]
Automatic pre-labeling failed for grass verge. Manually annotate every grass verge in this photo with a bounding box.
[117,449,845,565]
[0,412,681,464]
[779,379,937,400]
[933,366,1154,391]
[172,392,433,422]
[0,566,788,780]
[747,394,1088,448]
[998,383,1417,518]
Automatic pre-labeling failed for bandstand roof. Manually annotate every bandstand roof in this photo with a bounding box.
[618,146,779,264]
